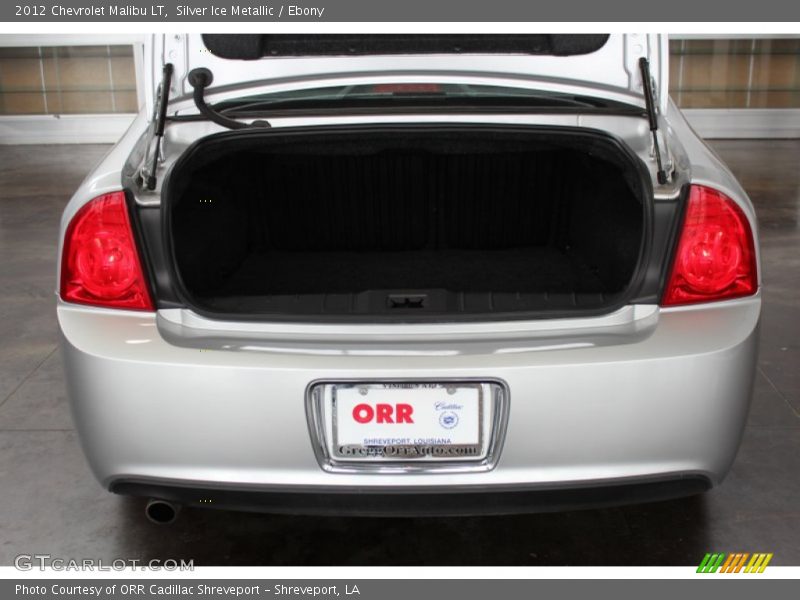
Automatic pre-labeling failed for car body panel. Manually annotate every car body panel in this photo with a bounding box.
[57,34,761,512]
[59,295,758,490]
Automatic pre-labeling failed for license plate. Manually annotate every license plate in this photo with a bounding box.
[332,383,482,460]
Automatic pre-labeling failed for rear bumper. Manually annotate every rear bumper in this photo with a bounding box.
[59,297,759,512]
[111,475,711,516]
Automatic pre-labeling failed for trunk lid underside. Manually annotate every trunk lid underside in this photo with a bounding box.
[149,34,668,114]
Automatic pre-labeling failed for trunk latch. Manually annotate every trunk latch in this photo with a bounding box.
[387,294,427,309]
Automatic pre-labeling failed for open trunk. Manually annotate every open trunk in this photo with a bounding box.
[165,126,649,320]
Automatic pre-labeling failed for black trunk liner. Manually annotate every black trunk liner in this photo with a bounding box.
[202,248,607,315]
[216,248,603,295]
[167,127,647,318]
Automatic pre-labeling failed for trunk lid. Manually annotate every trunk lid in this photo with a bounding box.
[144,34,668,115]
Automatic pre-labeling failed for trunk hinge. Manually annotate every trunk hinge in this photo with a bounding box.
[143,63,173,191]
[187,68,271,130]
[638,57,669,185]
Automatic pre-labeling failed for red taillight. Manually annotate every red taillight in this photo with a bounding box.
[60,191,154,310]
[662,185,757,306]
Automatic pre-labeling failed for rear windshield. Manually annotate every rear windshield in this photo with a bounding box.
[202,34,610,60]
[213,83,632,113]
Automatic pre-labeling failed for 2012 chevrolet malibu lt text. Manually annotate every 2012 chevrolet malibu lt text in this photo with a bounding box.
[57,34,760,523]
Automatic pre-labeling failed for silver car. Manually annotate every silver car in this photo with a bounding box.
[58,34,760,523]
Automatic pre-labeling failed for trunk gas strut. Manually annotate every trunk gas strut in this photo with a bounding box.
[145,63,173,190]
[638,57,669,185]
[187,68,271,130]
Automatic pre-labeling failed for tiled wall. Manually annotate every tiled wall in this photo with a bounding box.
[1,39,799,115]
[669,38,800,109]
[0,45,137,115]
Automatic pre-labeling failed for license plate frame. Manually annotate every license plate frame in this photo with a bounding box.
[332,382,484,461]
[306,379,509,474]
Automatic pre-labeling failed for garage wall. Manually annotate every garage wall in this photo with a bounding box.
[0,34,799,143]
[670,35,800,138]
[0,34,144,144]
[670,38,800,109]
[0,45,138,115]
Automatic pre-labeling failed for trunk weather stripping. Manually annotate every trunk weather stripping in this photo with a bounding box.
[639,57,668,185]
[143,63,173,190]
[187,68,271,130]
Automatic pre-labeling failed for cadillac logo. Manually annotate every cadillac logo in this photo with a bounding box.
[439,411,459,429]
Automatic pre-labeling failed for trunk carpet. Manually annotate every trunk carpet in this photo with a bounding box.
[169,129,644,315]
[213,247,604,296]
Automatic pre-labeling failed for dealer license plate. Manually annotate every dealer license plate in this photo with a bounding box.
[332,383,482,460]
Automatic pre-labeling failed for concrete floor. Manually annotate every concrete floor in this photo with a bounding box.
[0,141,798,566]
